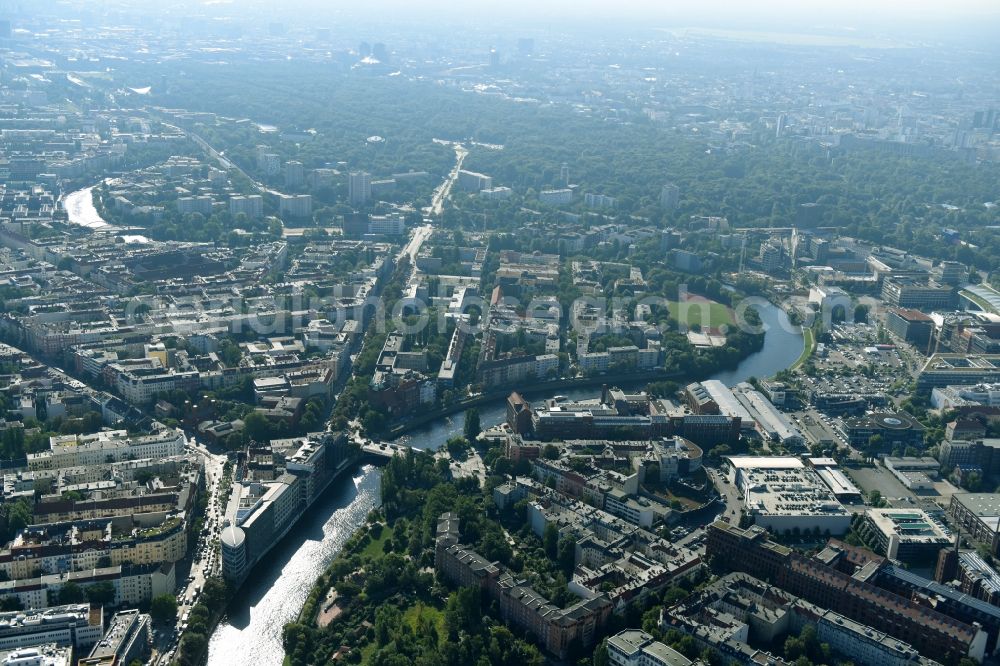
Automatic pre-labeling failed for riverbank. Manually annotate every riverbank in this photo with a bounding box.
[790,327,816,371]
[205,466,381,665]
[385,367,685,439]
[394,302,804,450]
[207,303,804,663]
[224,455,361,589]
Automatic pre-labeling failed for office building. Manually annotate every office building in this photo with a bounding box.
[457,170,493,192]
[860,508,951,563]
[221,433,351,583]
[938,261,967,286]
[0,605,102,652]
[758,240,786,273]
[479,186,512,200]
[843,412,925,452]
[78,610,149,666]
[919,355,1000,390]
[940,438,1000,476]
[949,494,1000,555]
[367,213,406,237]
[886,308,934,348]
[933,383,1000,409]
[881,276,956,310]
[670,249,702,274]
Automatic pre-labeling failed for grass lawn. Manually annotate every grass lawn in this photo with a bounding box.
[667,298,734,329]
[403,602,447,647]
[790,327,815,371]
[360,523,395,560]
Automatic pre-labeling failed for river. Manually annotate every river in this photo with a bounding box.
[204,302,801,664]
[62,186,109,229]
[205,466,381,666]
[398,301,804,451]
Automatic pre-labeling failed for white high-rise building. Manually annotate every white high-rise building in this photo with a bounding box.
[539,188,572,206]
[284,161,305,188]
[349,171,372,206]
[278,194,313,218]
[229,195,264,219]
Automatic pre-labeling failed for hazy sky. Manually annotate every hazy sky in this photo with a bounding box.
[275,0,1000,21]
[193,0,1000,38]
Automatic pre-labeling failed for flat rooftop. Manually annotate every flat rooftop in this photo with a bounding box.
[727,456,804,470]
[866,508,951,544]
[953,493,1000,518]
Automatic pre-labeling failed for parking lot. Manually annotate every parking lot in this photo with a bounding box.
[806,321,912,390]
[785,408,854,453]
[845,464,960,511]
[847,465,914,503]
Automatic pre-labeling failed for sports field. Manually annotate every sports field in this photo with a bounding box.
[667,297,734,329]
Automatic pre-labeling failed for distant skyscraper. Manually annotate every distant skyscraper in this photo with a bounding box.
[230,195,264,219]
[349,172,372,206]
[517,38,534,56]
[560,163,569,187]
[0,20,10,40]
[776,113,787,137]
[489,48,500,68]
[660,183,680,211]
[372,43,388,62]
[279,194,313,218]
[358,41,372,58]
[284,161,305,188]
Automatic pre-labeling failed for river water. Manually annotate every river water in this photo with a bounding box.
[399,301,804,451]
[205,302,801,664]
[62,187,110,229]
[206,467,381,666]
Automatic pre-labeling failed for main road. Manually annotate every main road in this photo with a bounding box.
[426,140,469,216]
[160,120,284,198]
[399,223,433,263]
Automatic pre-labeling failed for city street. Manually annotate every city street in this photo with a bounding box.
[705,467,742,524]
[150,436,229,665]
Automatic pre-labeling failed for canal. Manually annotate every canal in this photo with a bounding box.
[205,302,802,664]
